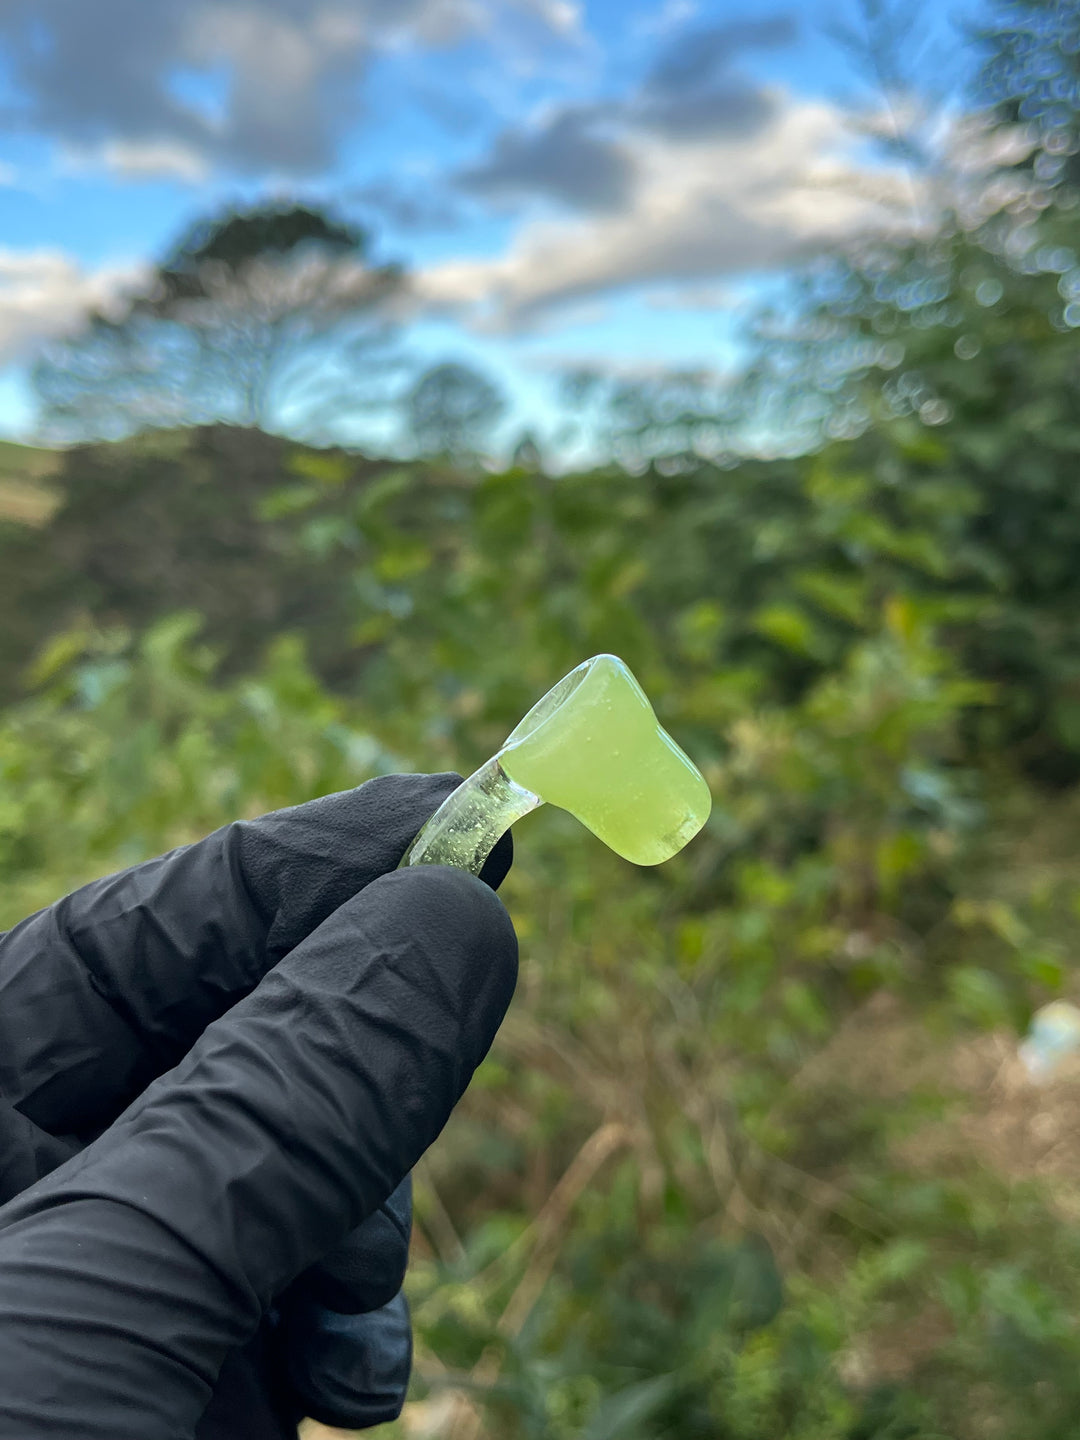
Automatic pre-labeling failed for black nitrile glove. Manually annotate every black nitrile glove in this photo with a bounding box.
[0,773,516,1439]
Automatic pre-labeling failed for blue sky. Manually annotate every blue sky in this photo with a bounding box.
[0,0,973,453]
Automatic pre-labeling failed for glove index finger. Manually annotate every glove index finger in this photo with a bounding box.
[0,772,482,1137]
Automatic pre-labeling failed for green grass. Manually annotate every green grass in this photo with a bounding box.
[0,440,61,525]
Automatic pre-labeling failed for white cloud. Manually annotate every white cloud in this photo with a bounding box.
[644,282,737,311]
[104,141,209,183]
[0,250,148,366]
[633,0,700,40]
[61,140,210,184]
[0,162,17,187]
[517,0,583,37]
[416,94,911,331]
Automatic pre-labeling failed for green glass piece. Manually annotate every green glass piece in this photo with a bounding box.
[500,654,711,865]
[402,654,711,874]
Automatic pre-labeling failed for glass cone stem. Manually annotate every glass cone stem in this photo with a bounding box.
[402,757,542,875]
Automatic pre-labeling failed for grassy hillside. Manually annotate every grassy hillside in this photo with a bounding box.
[0,439,59,526]
[0,426,380,704]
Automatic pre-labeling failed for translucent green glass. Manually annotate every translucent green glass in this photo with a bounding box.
[403,654,711,874]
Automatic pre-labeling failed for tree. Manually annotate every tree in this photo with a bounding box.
[974,0,1080,191]
[33,203,407,442]
[403,362,507,461]
[509,429,544,471]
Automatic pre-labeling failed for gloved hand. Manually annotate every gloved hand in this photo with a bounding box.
[0,773,516,1440]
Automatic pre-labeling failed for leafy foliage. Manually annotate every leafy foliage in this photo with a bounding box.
[975,0,1080,189]
[6,418,1080,1437]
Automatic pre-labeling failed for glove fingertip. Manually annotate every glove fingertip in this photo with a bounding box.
[479,828,514,891]
[289,1175,412,1316]
[284,1292,413,1432]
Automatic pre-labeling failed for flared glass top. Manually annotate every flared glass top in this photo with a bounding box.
[497,654,711,866]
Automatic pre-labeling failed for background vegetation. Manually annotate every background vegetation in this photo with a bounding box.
[4,3,1080,1436]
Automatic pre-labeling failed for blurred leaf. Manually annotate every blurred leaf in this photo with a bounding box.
[579,1375,680,1440]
